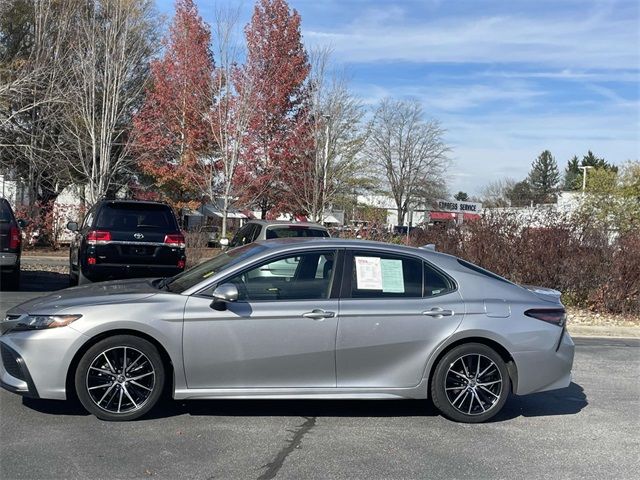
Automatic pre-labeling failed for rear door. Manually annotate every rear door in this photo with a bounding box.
[336,249,465,388]
[93,202,182,266]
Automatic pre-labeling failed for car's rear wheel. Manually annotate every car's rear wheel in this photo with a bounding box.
[431,343,510,423]
[75,335,165,421]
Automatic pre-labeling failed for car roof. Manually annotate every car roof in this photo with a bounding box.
[99,199,172,207]
[247,220,327,229]
[251,237,455,262]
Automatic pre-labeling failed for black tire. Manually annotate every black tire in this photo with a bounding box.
[69,256,78,286]
[77,266,91,285]
[75,335,165,421]
[69,268,78,286]
[2,268,20,290]
[431,343,510,423]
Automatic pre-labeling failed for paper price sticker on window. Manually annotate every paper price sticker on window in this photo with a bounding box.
[381,259,404,293]
[355,256,383,290]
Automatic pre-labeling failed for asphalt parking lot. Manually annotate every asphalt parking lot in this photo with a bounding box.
[1,269,639,479]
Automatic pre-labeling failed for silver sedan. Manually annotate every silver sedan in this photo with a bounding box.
[0,238,574,422]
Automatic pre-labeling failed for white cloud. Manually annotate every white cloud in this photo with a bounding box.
[304,9,639,70]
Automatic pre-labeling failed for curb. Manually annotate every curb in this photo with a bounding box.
[567,325,640,339]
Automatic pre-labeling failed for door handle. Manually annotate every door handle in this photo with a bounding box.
[302,309,335,320]
[422,307,454,318]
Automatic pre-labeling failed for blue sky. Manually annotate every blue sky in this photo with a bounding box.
[155,0,640,196]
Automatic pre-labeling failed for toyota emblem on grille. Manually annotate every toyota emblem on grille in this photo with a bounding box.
[134,233,144,240]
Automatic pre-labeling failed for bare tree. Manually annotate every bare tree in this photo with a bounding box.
[200,5,254,238]
[0,0,77,209]
[63,0,156,205]
[366,98,449,224]
[479,178,517,207]
[288,47,368,222]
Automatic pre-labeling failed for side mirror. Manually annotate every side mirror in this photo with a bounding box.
[17,219,27,229]
[67,221,79,232]
[210,283,238,311]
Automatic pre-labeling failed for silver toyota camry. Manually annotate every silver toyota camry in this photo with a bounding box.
[0,238,574,422]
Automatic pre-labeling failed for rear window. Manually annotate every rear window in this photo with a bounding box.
[95,203,178,230]
[457,259,513,285]
[266,226,329,239]
[0,200,15,223]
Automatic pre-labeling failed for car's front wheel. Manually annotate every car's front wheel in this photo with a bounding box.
[431,343,510,423]
[75,335,165,421]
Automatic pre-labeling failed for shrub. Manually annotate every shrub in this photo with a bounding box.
[409,209,639,316]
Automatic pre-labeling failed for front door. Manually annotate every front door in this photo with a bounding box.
[182,250,340,389]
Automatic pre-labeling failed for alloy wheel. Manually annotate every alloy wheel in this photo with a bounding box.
[444,353,503,416]
[85,346,156,414]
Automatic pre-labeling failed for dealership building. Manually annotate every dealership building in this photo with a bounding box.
[356,194,482,229]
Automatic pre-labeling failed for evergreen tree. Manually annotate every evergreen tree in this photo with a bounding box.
[564,151,618,191]
[564,155,581,190]
[507,180,535,207]
[454,191,469,201]
[528,150,560,203]
[581,150,617,171]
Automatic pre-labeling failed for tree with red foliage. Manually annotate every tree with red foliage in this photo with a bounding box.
[237,0,311,218]
[132,0,214,207]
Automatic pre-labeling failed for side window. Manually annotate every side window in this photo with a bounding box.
[349,252,422,298]
[424,262,455,297]
[226,250,336,301]
[248,224,261,242]
[230,224,253,247]
[82,209,95,229]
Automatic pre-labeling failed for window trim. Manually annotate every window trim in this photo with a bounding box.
[196,248,344,302]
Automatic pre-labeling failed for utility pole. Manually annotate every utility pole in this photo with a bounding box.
[321,114,331,223]
[578,166,593,195]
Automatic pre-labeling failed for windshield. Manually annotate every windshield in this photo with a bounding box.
[165,243,267,293]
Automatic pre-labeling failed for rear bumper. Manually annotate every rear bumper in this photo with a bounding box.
[84,263,183,282]
[0,252,19,270]
[512,331,575,395]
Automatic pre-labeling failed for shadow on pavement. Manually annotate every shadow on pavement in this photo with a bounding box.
[494,382,588,421]
[1,270,69,292]
[22,382,587,421]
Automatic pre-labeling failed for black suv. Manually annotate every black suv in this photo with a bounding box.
[68,200,186,284]
[0,198,23,288]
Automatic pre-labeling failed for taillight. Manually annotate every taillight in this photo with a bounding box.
[9,226,21,249]
[87,230,112,244]
[164,234,185,248]
[177,259,185,269]
[525,309,566,327]
[87,256,97,265]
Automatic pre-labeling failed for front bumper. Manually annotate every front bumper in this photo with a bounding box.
[512,331,575,395]
[0,343,39,398]
[0,326,88,400]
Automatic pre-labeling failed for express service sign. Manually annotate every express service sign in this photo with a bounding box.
[435,200,482,213]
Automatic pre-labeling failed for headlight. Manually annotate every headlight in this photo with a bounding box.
[11,314,82,332]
